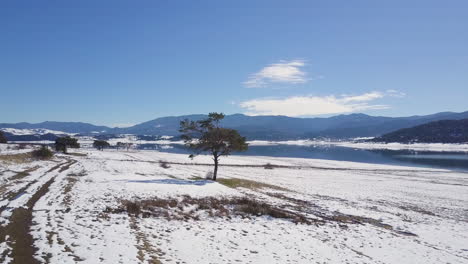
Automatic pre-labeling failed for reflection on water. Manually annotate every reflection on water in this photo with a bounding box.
[137,143,468,171]
[396,154,468,160]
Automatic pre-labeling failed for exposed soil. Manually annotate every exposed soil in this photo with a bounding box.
[0,159,76,263]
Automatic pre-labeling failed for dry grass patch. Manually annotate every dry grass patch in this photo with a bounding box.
[129,217,163,264]
[10,166,40,181]
[398,205,436,216]
[67,170,87,177]
[62,177,79,206]
[0,152,33,164]
[266,192,417,236]
[217,177,287,191]
[106,196,311,224]
[188,176,204,181]
[65,152,87,157]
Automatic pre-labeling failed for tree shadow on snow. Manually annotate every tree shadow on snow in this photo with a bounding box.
[121,179,213,186]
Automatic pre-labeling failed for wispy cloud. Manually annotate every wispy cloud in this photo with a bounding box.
[244,60,308,88]
[340,91,384,103]
[239,91,402,117]
[386,89,406,98]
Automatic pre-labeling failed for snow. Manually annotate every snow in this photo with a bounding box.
[0,143,38,154]
[0,128,76,136]
[333,141,468,152]
[249,140,468,152]
[1,148,467,263]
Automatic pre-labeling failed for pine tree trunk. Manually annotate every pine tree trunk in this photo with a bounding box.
[213,156,219,181]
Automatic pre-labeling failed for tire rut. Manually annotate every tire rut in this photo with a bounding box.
[0,158,76,264]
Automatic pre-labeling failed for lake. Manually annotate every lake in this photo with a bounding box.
[137,143,468,171]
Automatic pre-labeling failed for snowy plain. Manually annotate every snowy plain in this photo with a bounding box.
[0,144,467,263]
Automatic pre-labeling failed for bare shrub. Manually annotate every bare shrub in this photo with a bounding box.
[32,145,54,160]
[125,201,141,216]
[18,144,28,150]
[159,160,171,169]
[67,170,87,177]
[264,163,275,169]
[107,196,311,224]
[205,171,214,180]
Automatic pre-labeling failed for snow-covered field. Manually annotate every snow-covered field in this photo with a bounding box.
[1,146,467,263]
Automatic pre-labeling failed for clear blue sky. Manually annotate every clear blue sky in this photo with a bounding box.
[1,0,467,127]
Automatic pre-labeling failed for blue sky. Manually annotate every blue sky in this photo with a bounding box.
[1,1,467,127]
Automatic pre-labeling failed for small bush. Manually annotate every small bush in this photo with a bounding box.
[32,146,54,160]
[125,201,141,216]
[159,160,171,169]
[205,171,214,180]
[264,163,275,169]
[18,144,28,150]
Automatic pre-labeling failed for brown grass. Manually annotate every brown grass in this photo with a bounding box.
[107,196,311,224]
[65,152,87,157]
[265,192,418,236]
[62,177,79,206]
[129,217,162,264]
[10,166,40,181]
[67,170,87,177]
[0,152,33,164]
[217,177,287,191]
[398,205,436,216]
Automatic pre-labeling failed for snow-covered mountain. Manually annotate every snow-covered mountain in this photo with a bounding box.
[2,111,468,140]
[0,128,76,136]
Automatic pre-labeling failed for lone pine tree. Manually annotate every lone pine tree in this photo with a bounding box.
[179,112,248,181]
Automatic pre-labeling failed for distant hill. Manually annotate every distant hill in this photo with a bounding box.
[113,111,468,140]
[0,121,110,134]
[2,111,468,140]
[372,119,468,143]
[2,133,60,142]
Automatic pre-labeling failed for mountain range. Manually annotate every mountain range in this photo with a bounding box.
[372,119,468,143]
[1,111,468,140]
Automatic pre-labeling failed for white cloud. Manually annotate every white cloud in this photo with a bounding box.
[340,91,384,103]
[244,60,308,88]
[386,89,406,98]
[239,91,396,117]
